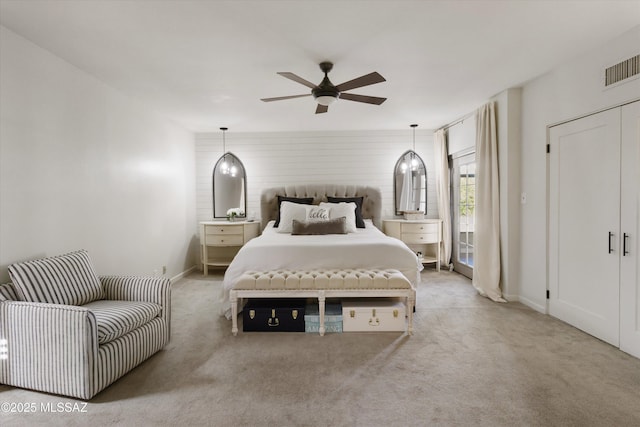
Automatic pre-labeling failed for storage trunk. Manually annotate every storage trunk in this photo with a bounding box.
[342,299,406,332]
[243,299,305,332]
[304,302,343,333]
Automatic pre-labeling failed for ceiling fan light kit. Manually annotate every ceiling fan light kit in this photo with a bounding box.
[261,61,386,114]
[315,95,338,106]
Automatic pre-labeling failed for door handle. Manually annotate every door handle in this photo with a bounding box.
[609,232,614,254]
[623,233,629,256]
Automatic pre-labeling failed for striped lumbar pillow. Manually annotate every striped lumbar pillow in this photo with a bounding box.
[8,249,104,306]
[0,283,18,301]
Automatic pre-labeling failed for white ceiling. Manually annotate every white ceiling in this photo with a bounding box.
[1,0,639,132]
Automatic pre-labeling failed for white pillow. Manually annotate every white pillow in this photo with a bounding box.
[306,205,331,222]
[319,202,357,233]
[277,201,309,233]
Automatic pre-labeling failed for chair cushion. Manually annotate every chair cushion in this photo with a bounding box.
[0,283,19,301]
[8,249,104,306]
[82,300,162,344]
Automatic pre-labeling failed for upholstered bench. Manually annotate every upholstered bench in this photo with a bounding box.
[230,269,415,336]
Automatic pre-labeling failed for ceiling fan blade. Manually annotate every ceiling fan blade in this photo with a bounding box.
[335,72,386,92]
[261,94,312,102]
[277,72,317,89]
[339,93,387,105]
[315,104,328,114]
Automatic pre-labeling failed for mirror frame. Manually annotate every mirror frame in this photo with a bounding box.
[393,150,427,216]
[212,152,247,219]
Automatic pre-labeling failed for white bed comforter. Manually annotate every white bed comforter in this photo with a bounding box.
[220,220,423,317]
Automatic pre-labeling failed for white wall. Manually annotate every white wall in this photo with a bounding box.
[447,116,476,156]
[0,26,198,282]
[519,25,640,312]
[195,129,437,224]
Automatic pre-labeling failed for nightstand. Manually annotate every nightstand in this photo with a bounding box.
[199,221,260,274]
[383,219,443,271]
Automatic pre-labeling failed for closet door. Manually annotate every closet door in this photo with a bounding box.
[620,101,640,358]
[549,108,621,346]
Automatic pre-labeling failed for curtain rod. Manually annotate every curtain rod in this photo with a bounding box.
[436,111,475,133]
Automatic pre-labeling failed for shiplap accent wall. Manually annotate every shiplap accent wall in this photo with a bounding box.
[195,129,437,224]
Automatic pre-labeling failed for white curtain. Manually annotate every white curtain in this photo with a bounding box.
[433,129,451,267]
[472,102,506,302]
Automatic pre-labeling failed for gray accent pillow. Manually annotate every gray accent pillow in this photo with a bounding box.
[292,217,348,235]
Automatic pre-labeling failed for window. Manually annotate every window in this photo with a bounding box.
[451,152,475,279]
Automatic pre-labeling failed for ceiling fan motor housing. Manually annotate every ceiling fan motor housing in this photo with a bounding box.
[313,61,339,101]
[312,78,340,100]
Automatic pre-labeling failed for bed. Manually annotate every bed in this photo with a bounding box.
[220,184,423,319]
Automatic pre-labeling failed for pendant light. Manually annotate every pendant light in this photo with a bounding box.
[220,127,229,175]
[410,124,419,170]
[400,124,419,173]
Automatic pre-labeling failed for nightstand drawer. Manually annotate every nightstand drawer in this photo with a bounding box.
[401,223,439,234]
[205,225,243,235]
[205,234,244,246]
[402,233,439,244]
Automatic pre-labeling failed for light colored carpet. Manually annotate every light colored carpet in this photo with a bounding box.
[2,269,640,426]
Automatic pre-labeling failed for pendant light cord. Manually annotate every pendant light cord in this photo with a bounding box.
[411,124,417,151]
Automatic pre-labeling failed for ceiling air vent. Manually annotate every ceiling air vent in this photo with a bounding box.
[605,54,639,87]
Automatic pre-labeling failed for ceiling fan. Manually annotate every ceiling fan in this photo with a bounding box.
[260,61,387,114]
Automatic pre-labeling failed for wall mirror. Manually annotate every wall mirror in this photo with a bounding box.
[394,150,427,215]
[213,153,247,218]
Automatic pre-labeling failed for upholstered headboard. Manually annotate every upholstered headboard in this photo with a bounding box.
[260,184,382,230]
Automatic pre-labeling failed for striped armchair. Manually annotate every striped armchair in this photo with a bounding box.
[0,250,171,400]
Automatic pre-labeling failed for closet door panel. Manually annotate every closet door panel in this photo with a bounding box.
[549,108,621,346]
[620,100,640,358]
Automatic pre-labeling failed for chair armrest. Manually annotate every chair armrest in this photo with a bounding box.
[0,301,98,399]
[99,276,171,326]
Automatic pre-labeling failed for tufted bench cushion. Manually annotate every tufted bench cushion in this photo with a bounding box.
[235,269,412,290]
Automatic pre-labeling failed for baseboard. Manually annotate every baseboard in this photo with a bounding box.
[517,295,547,314]
[170,265,197,283]
[503,293,519,303]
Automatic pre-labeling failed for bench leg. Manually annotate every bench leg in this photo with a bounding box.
[230,291,239,336]
[406,292,415,336]
[318,291,326,336]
